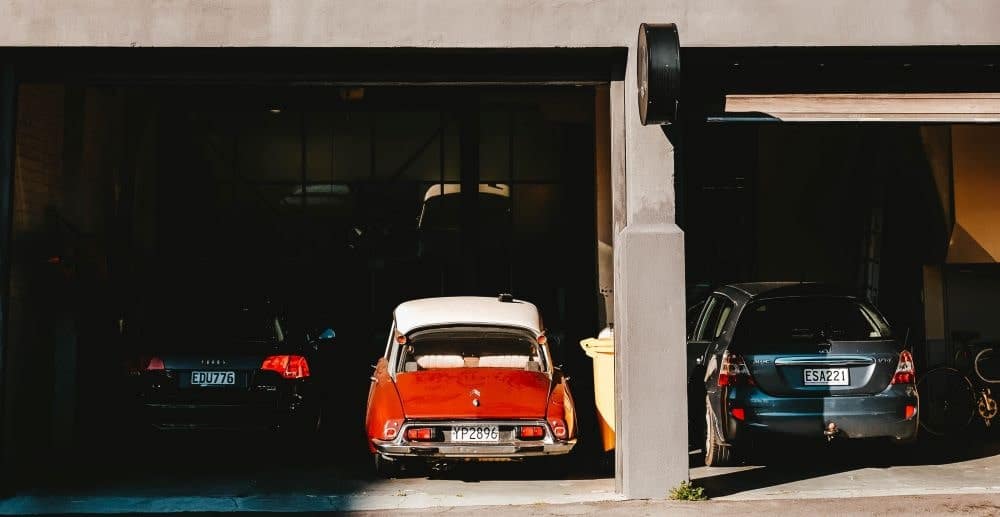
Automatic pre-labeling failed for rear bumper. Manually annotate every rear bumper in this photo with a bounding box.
[374,440,577,458]
[373,420,576,460]
[725,385,919,441]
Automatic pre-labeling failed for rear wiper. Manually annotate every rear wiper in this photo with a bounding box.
[790,328,819,340]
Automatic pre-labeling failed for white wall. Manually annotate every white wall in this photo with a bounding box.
[1,0,999,48]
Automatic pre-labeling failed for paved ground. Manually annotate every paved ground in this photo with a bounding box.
[3,434,1000,513]
[347,494,1000,516]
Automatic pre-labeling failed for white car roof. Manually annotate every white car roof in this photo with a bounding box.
[422,183,510,202]
[394,296,542,336]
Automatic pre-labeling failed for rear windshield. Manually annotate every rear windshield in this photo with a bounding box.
[419,193,511,231]
[138,308,286,350]
[733,297,891,352]
[397,327,545,373]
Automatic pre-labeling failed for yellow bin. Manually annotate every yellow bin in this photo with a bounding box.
[580,327,615,452]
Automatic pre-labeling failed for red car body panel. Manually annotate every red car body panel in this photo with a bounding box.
[394,368,550,420]
[365,357,405,451]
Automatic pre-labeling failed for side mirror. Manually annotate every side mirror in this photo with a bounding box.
[317,328,336,341]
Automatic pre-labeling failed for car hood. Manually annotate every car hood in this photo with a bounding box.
[394,368,551,420]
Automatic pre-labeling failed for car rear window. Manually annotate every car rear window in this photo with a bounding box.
[398,327,544,372]
[733,296,890,352]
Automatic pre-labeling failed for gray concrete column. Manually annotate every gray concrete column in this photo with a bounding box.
[612,46,688,499]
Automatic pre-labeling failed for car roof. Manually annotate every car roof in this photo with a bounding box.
[394,296,542,336]
[721,282,859,301]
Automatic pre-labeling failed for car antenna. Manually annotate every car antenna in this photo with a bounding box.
[498,293,514,303]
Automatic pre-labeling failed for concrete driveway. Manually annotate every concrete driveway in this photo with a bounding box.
[691,437,1000,501]
[2,435,1000,513]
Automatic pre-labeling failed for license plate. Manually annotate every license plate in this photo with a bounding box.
[451,425,500,442]
[191,371,236,386]
[803,368,849,386]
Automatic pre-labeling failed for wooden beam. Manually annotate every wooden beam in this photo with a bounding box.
[726,93,1000,122]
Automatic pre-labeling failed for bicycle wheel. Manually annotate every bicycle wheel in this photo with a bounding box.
[974,348,1000,385]
[917,367,976,436]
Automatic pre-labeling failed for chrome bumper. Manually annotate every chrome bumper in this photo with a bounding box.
[373,420,576,459]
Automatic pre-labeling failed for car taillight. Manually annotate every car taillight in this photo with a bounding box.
[405,427,436,441]
[146,357,165,371]
[905,404,917,420]
[548,418,567,439]
[519,425,545,440]
[730,407,746,421]
[891,350,915,385]
[382,419,403,440]
[718,352,754,387]
[261,355,311,379]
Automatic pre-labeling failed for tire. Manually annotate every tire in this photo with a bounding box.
[704,399,737,467]
[917,367,975,437]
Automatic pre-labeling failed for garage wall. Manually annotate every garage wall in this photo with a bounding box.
[3,84,66,462]
[3,85,121,464]
[1,0,999,47]
[948,125,1000,263]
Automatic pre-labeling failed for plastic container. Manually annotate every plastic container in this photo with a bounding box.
[579,326,615,451]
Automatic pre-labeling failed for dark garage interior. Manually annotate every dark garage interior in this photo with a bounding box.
[678,47,1000,446]
[2,70,613,492]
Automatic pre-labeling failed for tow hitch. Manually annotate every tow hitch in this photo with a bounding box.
[824,422,840,441]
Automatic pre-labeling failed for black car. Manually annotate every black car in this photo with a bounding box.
[688,282,919,466]
[132,299,327,435]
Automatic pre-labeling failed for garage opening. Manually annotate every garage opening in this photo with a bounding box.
[1,48,620,507]
[681,46,1000,497]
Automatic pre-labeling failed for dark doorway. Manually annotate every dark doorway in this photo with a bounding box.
[2,82,603,486]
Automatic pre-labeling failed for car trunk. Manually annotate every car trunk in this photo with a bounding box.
[733,296,901,397]
[394,368,551,419]
[744,339,900,397]
[149,338,283,399]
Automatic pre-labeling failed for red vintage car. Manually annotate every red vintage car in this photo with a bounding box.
[365,295,577,475]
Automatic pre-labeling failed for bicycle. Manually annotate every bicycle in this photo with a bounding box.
[918,333,1000,437]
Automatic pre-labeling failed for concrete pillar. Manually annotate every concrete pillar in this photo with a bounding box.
[612,48,688,499]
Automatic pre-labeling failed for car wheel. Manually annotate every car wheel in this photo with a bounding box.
[704,399,736,467]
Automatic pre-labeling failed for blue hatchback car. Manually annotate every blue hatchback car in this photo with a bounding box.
[688,283,919,466]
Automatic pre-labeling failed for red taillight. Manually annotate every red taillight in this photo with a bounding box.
[519,425,545,440]
[261,355,310,379]
[146,357,165,371]
[730,407,746,421]
[718,352,754,387]
[891,350,916,385]
[405,427,435,441]
[382,419,403,440]
[905,404,917,420]
[549,419,567,439]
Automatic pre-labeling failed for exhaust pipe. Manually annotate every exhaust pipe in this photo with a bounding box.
[824,422,840,442]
